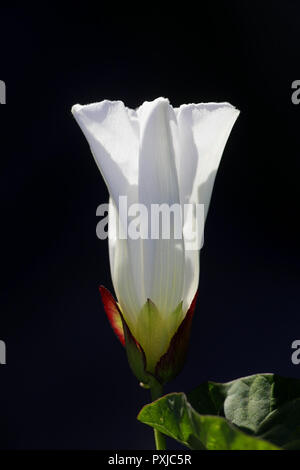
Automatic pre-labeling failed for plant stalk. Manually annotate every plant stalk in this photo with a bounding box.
[150,381,167,450]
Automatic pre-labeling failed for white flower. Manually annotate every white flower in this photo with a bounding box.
[72,98,239,373]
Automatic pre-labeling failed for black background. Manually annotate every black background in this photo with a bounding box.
[0,1,300,450]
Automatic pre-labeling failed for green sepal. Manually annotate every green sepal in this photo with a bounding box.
[134,299,164,374]
[155,291,198,384]
[120,312,160,389]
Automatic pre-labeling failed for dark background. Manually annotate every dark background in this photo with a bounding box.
[0,1,299,449]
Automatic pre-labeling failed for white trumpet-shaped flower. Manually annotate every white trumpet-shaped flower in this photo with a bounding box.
[72,98,239,378]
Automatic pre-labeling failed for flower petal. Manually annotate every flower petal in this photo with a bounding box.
[73,101,146,318]
[176,103,240,310]
[72,100,139,208]
[137,98,185,315]
[176,103,240,218]
[109,196,150,330]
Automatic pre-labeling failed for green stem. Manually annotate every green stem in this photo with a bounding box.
[150,381,167,450]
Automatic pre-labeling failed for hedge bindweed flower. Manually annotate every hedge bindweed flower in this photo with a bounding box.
[72,98,239,385]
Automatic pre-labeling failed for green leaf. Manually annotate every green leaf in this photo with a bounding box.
[138,392,280,450]
[188,373,300,449]
[138,374,300,450]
